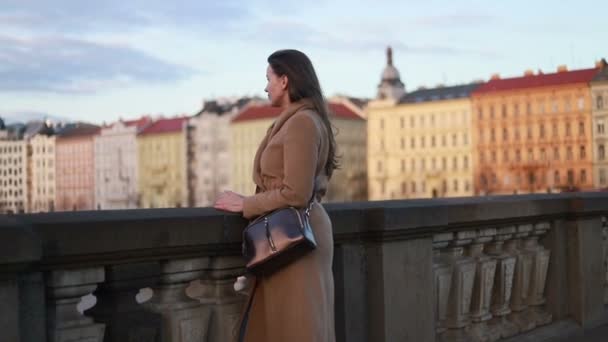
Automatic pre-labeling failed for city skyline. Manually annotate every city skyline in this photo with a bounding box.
[1,0,607,124]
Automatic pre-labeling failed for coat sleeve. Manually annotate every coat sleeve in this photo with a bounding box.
[242,112,320,219]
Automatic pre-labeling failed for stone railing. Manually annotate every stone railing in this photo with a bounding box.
[1,193,607,342]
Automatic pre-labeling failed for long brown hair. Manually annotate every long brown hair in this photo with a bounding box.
[267,49,340,177]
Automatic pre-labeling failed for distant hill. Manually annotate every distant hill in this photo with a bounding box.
[0,111,71,125]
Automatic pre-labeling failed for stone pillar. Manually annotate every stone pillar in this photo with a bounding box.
[524,222,552,327]
[46,267,106,342]
[87,262,162,342]
[440,230,477,342]
[141,257,212,342]
[433,233,454,336]
[505,224,536,333]
[486,226,518,339]
[188,256,246,342]
[467,228,499,342]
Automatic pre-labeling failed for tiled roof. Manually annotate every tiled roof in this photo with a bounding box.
[473,68,599,94]
[56,123,100,138]
[399,83,482,104]
[139,117,188,135]
[122,116,152,129]
[232,102,363,123]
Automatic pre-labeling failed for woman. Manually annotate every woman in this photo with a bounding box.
[214,49,338,342]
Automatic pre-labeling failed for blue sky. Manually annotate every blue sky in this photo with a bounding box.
[0,0,606,124]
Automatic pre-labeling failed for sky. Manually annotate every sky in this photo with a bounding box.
[0,0,606,124]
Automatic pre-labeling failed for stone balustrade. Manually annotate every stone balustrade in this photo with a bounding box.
[1,193,607,342]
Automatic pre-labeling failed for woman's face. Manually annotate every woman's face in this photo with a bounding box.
[265,65,288,107]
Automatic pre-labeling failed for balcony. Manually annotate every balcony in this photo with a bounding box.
[1,193,608,341]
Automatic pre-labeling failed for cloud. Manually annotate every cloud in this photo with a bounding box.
[414,14,497,28]
[0,35,195,93]
[249,19,499,58]
[0,0,250,34]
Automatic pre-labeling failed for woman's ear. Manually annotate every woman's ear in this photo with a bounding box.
[280,75,289,90]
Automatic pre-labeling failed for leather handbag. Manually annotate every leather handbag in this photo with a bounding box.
[242,201,317,275]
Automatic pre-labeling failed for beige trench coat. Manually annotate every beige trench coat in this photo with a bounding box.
[237,99,336,342]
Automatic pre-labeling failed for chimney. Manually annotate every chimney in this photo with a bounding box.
[596,58,608,69]
[557,65,568,73]
[524,69,534,77]
[490,73,500,80]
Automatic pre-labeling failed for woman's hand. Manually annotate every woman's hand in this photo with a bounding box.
[213,190,245,213]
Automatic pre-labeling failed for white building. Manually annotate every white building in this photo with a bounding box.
[0,121,28,213]
[187,98,258,207]
[94,118,150,210]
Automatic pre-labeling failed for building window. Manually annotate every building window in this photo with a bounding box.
[566,146,573,161]
[599,145,606,160]
[598,121,606,134]
[411,182,416,193]
[491,128,495,142]
[401,159,405,172]
[514,103,520,116]
[565,122,571,136]
[401,181,406,194]
[580,146,586,160]
[503,127,508,141]
[502,104,507,117]
[600,168,607,185]
[400,117,405,129]
[442,157,447,171]
[539,123,545,138]
[579,122,585,136]
[463,133,468,145]
[554,171,560,185]
[401,138,405,150]
[453,179,459,192]
[479,152,485,164]
[516,149,521,162]
[411,138,415,148]
[551,100,558,113]
[503,150,509,163]
[452,134,457,146]
[490,105,495,118]
[526,102,532,115]
[442,135,447,147]
[578,97,585,110]
[597,95,604,110]
[452,157,458,170]
[491,151,497,163]
[552,122,558,137]
[377,161,382,172]
[540,148,546,161]
[567,169,574,185]
[421,137,425,148]
[528,148,534,162]
[431,136,436,147]
[580,169,587,184]
[527,126,533,140]
[478,106,483,119]
[432,158,436,170]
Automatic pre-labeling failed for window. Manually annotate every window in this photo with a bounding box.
[514,103,520,116]
[421,137,425,148]
[539,123,545,138]
[490,105,495,118]
[377,161,382,172]
[527,126,533,140]
[580,146,586,160]
[401,181,406,194]
[579,122,585,136]
[452,157,458,170]
[528,149,534,162]
[516,149,521,162]
[411,182,416,193]
[598,121,606,134]
[463,133,468,145]
[566,146,573,161]
[526,102,532,115]
[503,150,509,163]
[503,127,508,141]
[491,151,497,163]
[581,170,587,184]
[554,171,560,185]
[401,159,405,172]
[551,100,558,113]
[480,152,485,164]
[599,145,606,160]
[411,138,416,148]
[442,157,447,171]
[566,122,571,136]
[578,97,585,110]
[502,104,507,117]
[600,168,607,185]
[478,106,483,119]
[401,138,405,149]
[410,117,415,128]
[431,136,436,147]
[442,135,447,147]
[453,179,459,192]
[597,95,604,110]
[567,169,574,185]
[540,148,546,161]
[452,134,457,146]
[400,117,405,129]
[463,156,469,169]
[491,128,495,142]
[552,122,558,137]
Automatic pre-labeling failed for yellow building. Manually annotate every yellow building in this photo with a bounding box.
[137,117,189,208]
[29,132,56,212]
[367,85,478,200]
[591,59,608,189]
[230,101,367,202]
[367,46,477,200]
